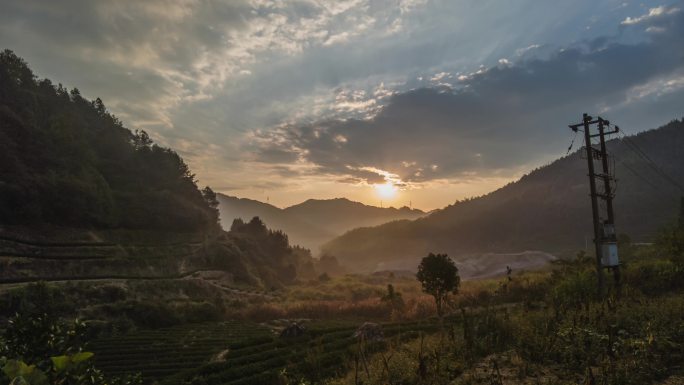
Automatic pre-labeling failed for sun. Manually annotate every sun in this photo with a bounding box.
[374,182,398,200]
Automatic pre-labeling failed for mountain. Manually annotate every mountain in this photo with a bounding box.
[218,195,425,251]
[284,198,425,235]
[322,119,684,273]
[217,195,336,251]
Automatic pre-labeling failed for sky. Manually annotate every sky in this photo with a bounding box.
[1,0,683,211]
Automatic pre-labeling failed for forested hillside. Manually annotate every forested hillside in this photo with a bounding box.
[323,119,684,272]
[0,50,218,231]
[0,50,316,288]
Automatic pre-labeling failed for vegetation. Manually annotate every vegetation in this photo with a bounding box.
[323,214,684,384]
[165,320,442,385]
[88,321,271,383]
[416,253,460,319]
[2,50,684,385]
[4,229,684,384]
[0,49,219,231]
[0,286,141,385]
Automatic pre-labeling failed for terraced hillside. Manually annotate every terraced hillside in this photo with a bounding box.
[89,321,273,383]
[0,221,319,289]
[85,318,449,384]
[162,319,444,385]
[0,235,207,284]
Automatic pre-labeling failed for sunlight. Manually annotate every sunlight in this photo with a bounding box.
[374,182,398,200]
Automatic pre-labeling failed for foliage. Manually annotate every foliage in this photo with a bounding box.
[416,253,460,317]
[229,217,313,285]
[0,50,219,231]
[87,321,271,383]
[380,284,404,319]
[654,196,684,265]
[0,312,141,385]
[326,256,684,385]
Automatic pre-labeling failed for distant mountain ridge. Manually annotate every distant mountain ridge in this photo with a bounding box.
[322,119,684,273]
[217,195,425,251]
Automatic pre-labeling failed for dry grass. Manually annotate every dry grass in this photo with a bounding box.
[229,271,551,322]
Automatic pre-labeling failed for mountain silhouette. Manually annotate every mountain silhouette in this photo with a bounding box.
[218,195,424,251]
[322,119,684,273]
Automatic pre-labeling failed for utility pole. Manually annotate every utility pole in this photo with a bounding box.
[569,113,620,297]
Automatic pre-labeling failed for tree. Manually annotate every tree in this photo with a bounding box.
[416,253,460,319]
[381,284,404,318]
[202,186,220,225]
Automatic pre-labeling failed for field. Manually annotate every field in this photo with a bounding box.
[83,319,446,384]
[4,238,684,385]
[88,321,272,382]
[87,316,447,384]
[166,319,449,385]
[78,269,542,385]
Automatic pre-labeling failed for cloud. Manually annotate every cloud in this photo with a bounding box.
[1,0,681,206]
[251,9,684,186]
[621,5,680,25]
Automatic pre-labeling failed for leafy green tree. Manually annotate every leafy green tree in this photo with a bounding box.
[416,253,460,319]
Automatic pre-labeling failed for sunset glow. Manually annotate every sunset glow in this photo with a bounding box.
[2,1,680,211]
[374,182,398,200]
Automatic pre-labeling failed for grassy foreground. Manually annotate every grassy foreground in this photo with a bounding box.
[77,251,683,385]
[3,236,684,385]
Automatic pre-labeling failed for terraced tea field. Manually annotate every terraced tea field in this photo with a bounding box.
[89,319,445,384]
[88,321,272,382]
[163,320,443,385]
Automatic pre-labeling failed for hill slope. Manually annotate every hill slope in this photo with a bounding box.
[218,195,424,251]
[217,195,336,251]
[322,119,684,273]
[0,50,315,288]
[0,50,218,231]
[284,198,425,235]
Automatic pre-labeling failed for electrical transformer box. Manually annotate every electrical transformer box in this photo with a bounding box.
[601,241,619,267]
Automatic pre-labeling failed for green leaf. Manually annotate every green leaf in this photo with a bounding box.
[50,355,70,372]
[2,360,33,378]
[71,352,94,364]
[24,368,48,385]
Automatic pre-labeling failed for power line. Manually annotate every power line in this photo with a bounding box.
[618,131,684,194]
[612,153,663,193]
